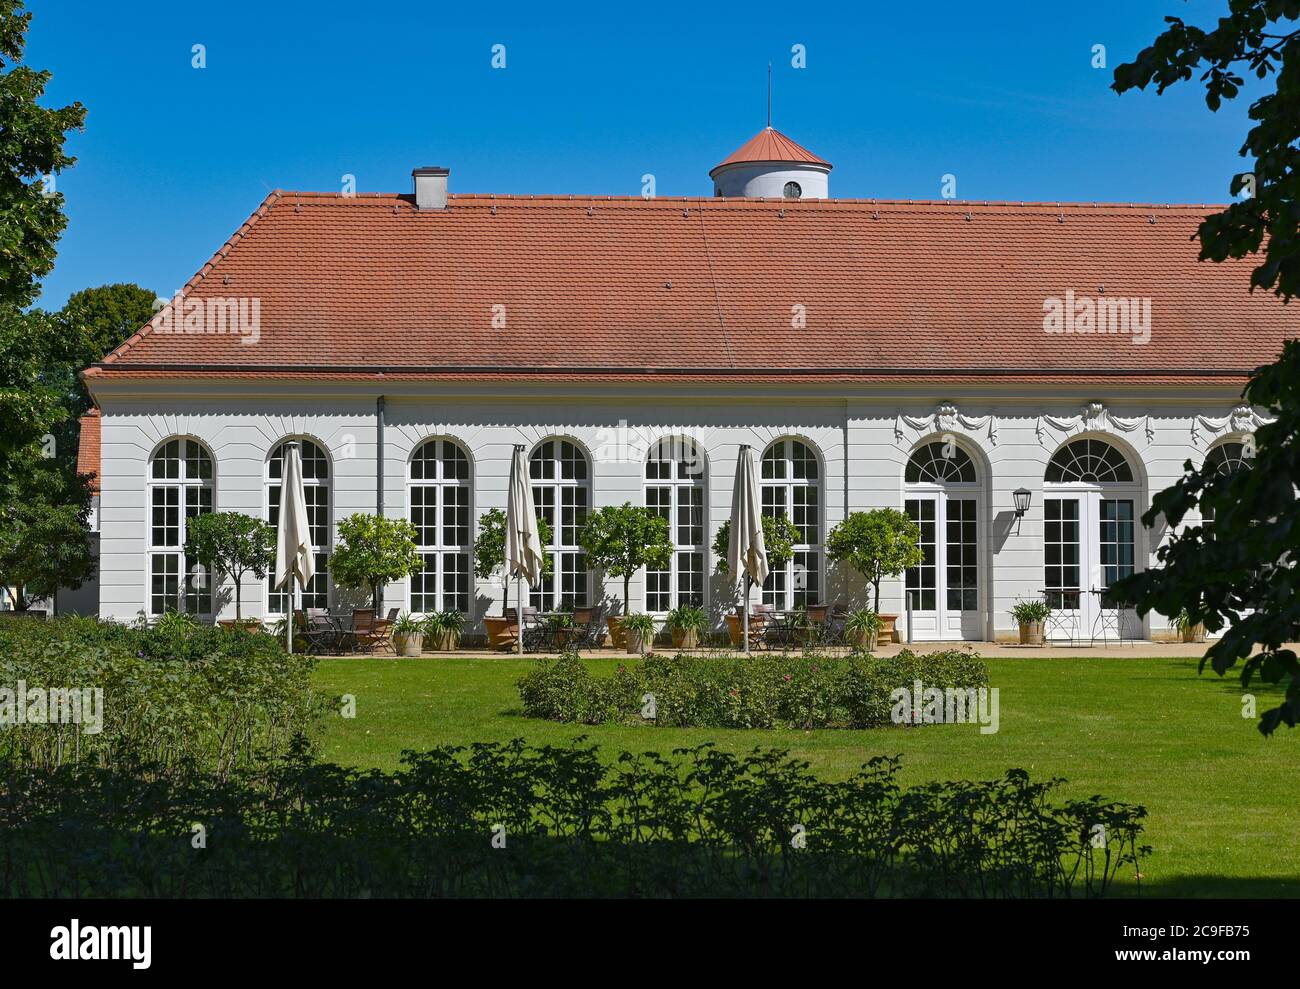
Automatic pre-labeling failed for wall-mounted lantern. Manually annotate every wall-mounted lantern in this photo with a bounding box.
[1013,488,1032,518]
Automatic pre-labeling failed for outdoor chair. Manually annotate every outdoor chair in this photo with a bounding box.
[301,609,341,654]
[351,608,394,655]
[570,604,606,652]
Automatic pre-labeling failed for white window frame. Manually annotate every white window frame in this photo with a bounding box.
[529,438,591,611]
[760,438,823,610]
[408,438,473,615]
[147,437,215,616]
[643,437,707,614]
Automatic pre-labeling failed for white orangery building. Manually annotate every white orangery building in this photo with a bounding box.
[79,127,1293,642]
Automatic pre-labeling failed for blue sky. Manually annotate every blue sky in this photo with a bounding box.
[32,0,1260,309]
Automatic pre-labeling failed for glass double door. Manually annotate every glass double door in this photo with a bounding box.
[904,494,981,640]
[1043,491,1138,640]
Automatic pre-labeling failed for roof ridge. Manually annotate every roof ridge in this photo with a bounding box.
[100,189,285,364]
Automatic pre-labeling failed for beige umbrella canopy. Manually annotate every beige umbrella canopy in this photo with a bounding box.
[274,441,316,654]
[728,444,769,653]
[505,444,544,655]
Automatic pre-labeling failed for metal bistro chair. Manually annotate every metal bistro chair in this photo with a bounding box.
[351,608,394,655]
[506,607,543,653]
[301,608,341,654]
[570,604,607,653]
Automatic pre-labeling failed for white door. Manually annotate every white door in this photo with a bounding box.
[905,494,981,640]
[1043,491,1139,641]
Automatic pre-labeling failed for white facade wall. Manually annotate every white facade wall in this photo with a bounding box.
[92,382,1257,640]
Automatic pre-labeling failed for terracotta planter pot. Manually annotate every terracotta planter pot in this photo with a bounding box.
[725,614,743,649]
[847,627,878,651]
[670,628,700,650]
[433,629,462,651]
[1181,624,1206,644]
[218,618,261,633]
[878,614,899,643]
[606,616,627,649]
[626,630,649,655]
[1019,621,1044,646]
[393,633,424,657]
[484,617,514,651]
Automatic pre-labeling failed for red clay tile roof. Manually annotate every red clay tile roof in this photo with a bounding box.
[94,190,1297,382]
[76,409,100,494]
[711,127,831,174]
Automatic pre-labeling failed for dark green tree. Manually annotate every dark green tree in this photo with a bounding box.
[0,445,94,611]
[0,1,84,475]
[1111,3,1300,733]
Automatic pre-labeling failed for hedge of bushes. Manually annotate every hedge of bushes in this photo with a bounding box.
[0,614,329,773]
[0,739,1148,898]
[517,650,990,729]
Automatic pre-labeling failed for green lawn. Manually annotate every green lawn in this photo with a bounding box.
[313,655,1299,897]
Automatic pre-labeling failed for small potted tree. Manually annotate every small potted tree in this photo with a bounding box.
[713,515,799,648]
[1010,599,1052,645]
[825,509,923,645]
[391,612,424,656]
[844,608,883,651]
[184,510,276,627]
[622,613,657,655]
[1173,607,1206,643]
[578,503,672,648]
[331,513,423,628]
[665,604,707,649]
[473,508,553,650]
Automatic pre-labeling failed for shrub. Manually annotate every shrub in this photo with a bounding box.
[0,615,329,773]
[516,649,989,730]
[0,739,1148,898]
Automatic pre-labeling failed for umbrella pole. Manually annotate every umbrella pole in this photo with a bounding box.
[516,574,523,655]
[286,573,294,655]
[742,574,750,654]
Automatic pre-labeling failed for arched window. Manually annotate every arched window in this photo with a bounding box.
[905,442,977,483]
[903,441,980,631]
[644,437,706,612]
[408,438,472,614]
[1206,441,1251,477]
[267,439,331,613]
[148,438,214,615]
[530,439,590,610]
[1042,437,1139,633]
[761,438,821,609]
[1045,438,1134,484]
[1203,440,1252,531]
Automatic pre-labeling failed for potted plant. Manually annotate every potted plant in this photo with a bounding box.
[183,510,276,624]
[1173,607,1206,643]
[578,503,673,648]
[331,513,423,611]
[825,510,924,644]
[473,508,554,650]
[844,608,883,651]
[665,604,707,649]
[1010,599,1052,646]
[392,611,424,656]
[622,613,657,655]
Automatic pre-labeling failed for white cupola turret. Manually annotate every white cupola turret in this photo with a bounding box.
[709,126,832,199]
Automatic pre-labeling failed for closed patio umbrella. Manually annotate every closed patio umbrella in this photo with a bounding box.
[274,441,316,654]
[505,444,544,655]
[728,444,769,653]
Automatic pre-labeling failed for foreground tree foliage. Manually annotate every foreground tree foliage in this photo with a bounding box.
[0,1,84,474]
[0,739,1149,898]
[1111,3,1300,733]
[0,445,94,610]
